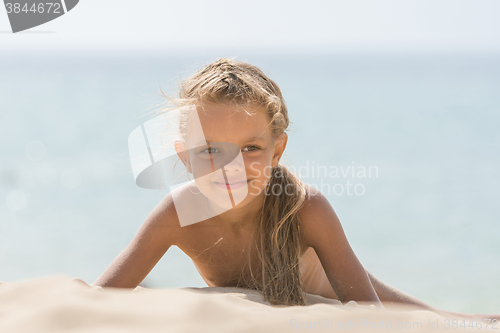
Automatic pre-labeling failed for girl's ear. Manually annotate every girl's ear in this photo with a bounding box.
[174,139,193,173]
[272,133,288,168]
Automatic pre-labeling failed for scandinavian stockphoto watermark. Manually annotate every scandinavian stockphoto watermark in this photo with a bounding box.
[249,161,379,198]
[3,0,79,33]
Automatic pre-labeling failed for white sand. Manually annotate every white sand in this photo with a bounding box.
[0,275,489,332]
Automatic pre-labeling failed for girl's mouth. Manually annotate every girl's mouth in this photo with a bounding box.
[213,180,249,190]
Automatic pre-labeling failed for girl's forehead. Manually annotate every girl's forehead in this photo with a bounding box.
[186,103,273,144]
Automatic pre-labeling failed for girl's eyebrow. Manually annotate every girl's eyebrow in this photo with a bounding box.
[243,135,266,143]
[195,135,266,145]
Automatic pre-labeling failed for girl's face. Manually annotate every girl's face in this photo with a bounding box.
[177,102,287,211]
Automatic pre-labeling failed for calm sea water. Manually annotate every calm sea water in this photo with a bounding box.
[0,51,499,313]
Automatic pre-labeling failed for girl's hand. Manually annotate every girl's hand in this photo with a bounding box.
[71,278,104,291]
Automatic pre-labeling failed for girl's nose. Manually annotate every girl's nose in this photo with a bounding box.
[223,158,245,173]
[224,163,241,172]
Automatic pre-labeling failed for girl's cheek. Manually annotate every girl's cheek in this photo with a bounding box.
[245,158,268,178]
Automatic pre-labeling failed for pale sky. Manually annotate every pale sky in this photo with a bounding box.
[1,0,500,53]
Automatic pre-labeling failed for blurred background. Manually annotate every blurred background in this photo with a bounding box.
[1,0,499,314]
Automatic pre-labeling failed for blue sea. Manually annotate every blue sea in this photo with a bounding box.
[0,51,499,314]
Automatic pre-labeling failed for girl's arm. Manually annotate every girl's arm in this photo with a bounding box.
[299,187,382,307]
[92,194,179,289]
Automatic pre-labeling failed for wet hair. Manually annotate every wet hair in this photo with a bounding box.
[162,58,307,305]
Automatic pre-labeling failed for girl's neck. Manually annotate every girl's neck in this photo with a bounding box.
[208,191,266,232]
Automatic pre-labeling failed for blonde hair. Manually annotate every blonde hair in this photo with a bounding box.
[164,58,307,305]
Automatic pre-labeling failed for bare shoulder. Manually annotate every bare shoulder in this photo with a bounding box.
[298,183,343,249]
[298,183,337,219]
[150,191,179,225]
[142,191,182,246]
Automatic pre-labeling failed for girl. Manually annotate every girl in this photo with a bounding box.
[82,58,496,319]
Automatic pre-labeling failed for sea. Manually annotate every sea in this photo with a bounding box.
[0,50,499,314]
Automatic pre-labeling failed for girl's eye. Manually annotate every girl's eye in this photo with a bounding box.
[200,147,220,154]
[243,145,260,152]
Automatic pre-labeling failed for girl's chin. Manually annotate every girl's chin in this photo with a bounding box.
[195,180,266,202]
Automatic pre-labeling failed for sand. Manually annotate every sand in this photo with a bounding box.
[0,275,493,332]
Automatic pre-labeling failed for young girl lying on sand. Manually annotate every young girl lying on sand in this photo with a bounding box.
[76,58,498,320]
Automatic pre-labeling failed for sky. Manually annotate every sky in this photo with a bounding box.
[1,0,500,53]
